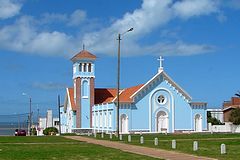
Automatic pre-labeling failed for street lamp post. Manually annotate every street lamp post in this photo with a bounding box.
[23,93,32,136]
[116,28,133,137]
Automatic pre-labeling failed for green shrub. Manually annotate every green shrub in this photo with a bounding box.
[229,108,240,125]
[31,128,37,135]
[43,127,58,135]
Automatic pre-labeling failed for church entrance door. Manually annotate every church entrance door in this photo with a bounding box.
[157,111,168,133]
[120,114,128,133]
[194,114,202,132]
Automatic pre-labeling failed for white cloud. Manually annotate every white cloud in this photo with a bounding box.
[0,0,22,19]
[68,9,86,26]
[173,0,219,19]
[0,0,220,57]
[83,0,219,56]
[0,16,75,56]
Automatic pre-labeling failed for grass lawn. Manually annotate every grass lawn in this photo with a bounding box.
[92,133,240,160]
[0,136,159,160]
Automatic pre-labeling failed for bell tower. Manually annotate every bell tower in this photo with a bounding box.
[71,49,96,128]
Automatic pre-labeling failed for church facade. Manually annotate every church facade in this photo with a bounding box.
[60,50,207,134]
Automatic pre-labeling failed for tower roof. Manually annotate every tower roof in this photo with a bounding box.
[71,50,96,61]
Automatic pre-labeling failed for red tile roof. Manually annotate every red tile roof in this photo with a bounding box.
[71,50,96,61]
[94,84,144,104]
[118,84,144,103]
[94,88,117,104]
[67,88,76,111]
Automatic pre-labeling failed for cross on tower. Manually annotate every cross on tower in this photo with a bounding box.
[83,44,85,50]
[157,56,164,71]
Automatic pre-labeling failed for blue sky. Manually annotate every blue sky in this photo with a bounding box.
[0,0,240,117]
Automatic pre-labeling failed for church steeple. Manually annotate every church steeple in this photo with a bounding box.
[157,56,164,72]
[71,49,96,129]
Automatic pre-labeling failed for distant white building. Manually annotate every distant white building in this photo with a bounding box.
[37,109,59,136]
[207,108,224,123]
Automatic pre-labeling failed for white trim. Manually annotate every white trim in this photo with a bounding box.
[155,110,169,133]
[82,96,88,99]
[194,113,202,132]
[130,129,150,131]
[149,88,174,133]
[112,89,125,102]
[130,70,192,101]
[222,106,234,111]
[131,71,163,99]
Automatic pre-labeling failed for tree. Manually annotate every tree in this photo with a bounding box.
[43,127,58,135]
[207,111,223,125]
[229,108,240,125]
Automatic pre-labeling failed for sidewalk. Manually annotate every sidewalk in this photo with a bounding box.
[65,136,216,160]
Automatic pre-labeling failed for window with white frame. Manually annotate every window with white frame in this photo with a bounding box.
[109,112,112,127]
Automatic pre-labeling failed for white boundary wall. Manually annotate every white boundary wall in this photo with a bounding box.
[209,122,240,133]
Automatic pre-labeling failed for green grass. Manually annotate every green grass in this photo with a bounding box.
[91,133,240,160]
[0,136,159,160]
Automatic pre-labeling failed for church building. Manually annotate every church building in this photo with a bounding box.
[60,49,207,134]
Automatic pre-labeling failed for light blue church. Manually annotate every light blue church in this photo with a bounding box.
[60,49,207,134]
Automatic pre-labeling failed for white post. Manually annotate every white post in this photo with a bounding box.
[87,132,90,136]
[154,138,158,146]
[172,140,176,149]
[101,132,104,138]
[94,132,97,138]
[110,132,112,139]
[140,136,144,144]
[221,144,226,154]
[193,141,198,151]
[119,134,123,141]
[128,135,131,142]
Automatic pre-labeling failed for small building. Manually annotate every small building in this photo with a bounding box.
[222,97,240,122]
[38,109,59,136]
[207,108,224,123]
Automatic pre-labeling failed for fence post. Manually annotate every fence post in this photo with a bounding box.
[193,141,198,151]
[110,132,112,139]
[221,144,226,154]
[119,134,123,141]
[140,136,144,144]
[154,138,158,146]
[128,135,131,142]
[172,140,176,149]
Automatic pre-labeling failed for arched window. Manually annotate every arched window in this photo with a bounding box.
[82,80,88,97]
[83,63,87,72]
[79,63,82,72]
[88,63,92,72]
[109,112,112,127]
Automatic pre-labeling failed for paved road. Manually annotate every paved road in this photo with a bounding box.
[65,136,217,160]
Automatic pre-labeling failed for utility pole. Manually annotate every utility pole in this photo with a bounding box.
[58,95,61,135]
[116,28,133,137]
[29,97,32,136]
[116,33,121,137]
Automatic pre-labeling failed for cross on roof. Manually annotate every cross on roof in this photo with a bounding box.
[157,56,164,71]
